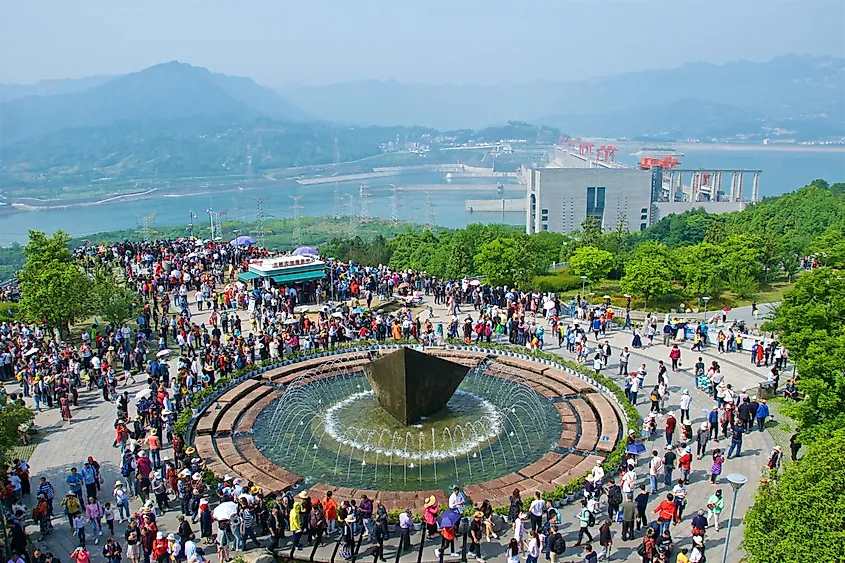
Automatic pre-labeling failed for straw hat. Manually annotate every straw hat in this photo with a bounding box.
[185,447,196,455]
[473,511,483,518]
[250,486,261,495]
[344,515,356,523]
[297,490,310,499]
[423,496,437,508]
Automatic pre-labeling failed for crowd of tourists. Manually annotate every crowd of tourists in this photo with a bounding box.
[0,237,790,563]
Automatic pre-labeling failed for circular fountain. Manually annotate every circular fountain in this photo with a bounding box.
[191,346,625,509]
[251,359,561,491]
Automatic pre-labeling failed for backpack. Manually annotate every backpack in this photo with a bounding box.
[550,534,566,555]
[609,487,623,506]
[587,510,595,527]
[121,458,133,477]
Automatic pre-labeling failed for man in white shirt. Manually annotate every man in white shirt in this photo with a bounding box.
[448,486,465,513]
[630,375,641,405]
[679,390,692,422]
[621,460,637,495]
[648,450,664,494]
[528,491,545,532]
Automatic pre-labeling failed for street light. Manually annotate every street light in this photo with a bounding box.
[580,275,587,297]
[703,296,711,320]
[721,473,748,563]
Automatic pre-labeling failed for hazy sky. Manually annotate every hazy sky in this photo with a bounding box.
[1,0,843,87]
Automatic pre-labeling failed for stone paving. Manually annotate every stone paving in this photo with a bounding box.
[17,295,774,563]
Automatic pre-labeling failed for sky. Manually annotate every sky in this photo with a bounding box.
[1,0,843,87]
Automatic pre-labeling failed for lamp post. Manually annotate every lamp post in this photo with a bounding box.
[703,296,711,320]
[580,276,587,298]
[721,473,747,563]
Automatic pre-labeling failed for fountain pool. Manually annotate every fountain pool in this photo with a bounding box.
[251,365,563,491]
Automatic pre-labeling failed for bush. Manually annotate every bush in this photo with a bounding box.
[0,302,18,320]
[531,271,583,293]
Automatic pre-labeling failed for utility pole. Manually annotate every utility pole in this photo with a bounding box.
[389,184,402,225]
[188,210,197,237]
[250,197,271,247]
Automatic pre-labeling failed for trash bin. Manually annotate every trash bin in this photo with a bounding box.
[758,381,776,400]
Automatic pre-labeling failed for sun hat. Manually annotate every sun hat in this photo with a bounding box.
[344,514,356,523]
[185,447,196,454]
[167,534,176,541]
[423,496,437,508]
[223,474,233,481]
[115,481,123,487]
[297,490,310,499]
[157,532,164,539]
[192,472,202,480]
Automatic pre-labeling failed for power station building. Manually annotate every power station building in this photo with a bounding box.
[525,163,658,235]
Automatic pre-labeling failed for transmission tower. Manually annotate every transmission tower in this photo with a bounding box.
[250,197,271,246]
[332,183,343,218]
[389,184,403,225]
[345,192,358,237]
[135,213,157,241]
[188,210,197,237]
[289,195,304,248]
[205,208,227,241]
[359,184,371,224]
[424,190,436,229]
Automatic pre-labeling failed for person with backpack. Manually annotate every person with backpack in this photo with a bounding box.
[598,519,613,560]
[689,535,707,562]
[606,479,623,523]
[120,453,137,497]
[574,500,594,546]
[547,526,565,563]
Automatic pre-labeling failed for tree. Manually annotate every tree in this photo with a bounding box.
[620,241,673,308]
[579,217,602,248]
[475,237,535,287]
[90,269,140,329]
[742,429,845,563]
[673,242,722,297]
[17,230,91,339]
[764,268,845,433]
[568,246,614,284]
[0,402,35,455]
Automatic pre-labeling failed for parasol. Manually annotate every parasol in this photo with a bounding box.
[292,246,319,257]
[230,236,257,247]
[625,443,646,455]
[135,389,152,401]
[331,312,344,318]
[543,301,556,310]
[437,509,462,528]
[398,282,411,289]
[24,348,39,358]
[351,307,365,314]
[283,318,299,325]
[156,349,172,358]
[212,501,239,521]
[469,280,481,286]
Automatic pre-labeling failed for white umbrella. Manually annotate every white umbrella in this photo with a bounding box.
[331,312,344,318]
[134,389,152,401]
[212,501,239,521]
[603,295,611,299]
[283,318,299,325]
[469,280,481,286]
[24,348,39,358]
[543,301,556,310]
[156,349,172,358]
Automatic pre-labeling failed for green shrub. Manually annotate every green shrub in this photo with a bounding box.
[0,302,18,320]
[531,272,583,293]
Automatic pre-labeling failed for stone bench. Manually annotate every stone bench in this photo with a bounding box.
[195,411,215,436]
[584,393,622,453]
[520,453,563,479]
[544,368,593,393]
[217,379,262,404]
[216,386,274,435]
[493,357,547,375]
[569,398,599,452]
[535,453,584,483]
[234,389,283,434]
[214,436,247,469]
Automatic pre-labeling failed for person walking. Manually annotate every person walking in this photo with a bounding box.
[755,399,770,432]
[620,494,636,541]
[574,500,594,546]
[727,422,744,459]
[597,520,612,560]
[706,490,725,532]
[469,511,485,562]
[648,451,663,494]
[669,345,681,372]
[709,449,725,484]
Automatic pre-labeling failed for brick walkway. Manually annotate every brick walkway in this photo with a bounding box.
[18,296,772,563]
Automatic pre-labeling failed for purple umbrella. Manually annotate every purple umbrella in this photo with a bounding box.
[230,236,257,247]
[292,246,319,257]
[437,509,462,528]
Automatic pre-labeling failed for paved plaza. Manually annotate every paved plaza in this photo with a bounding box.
[20,295,774,563]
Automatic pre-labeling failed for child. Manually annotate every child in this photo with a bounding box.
[506,538,520,563]
[104,502,116,535]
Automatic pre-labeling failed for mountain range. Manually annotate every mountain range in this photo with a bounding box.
[0,61,309,145]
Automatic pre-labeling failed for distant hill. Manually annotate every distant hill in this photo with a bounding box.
[281,54,845,141]
[0,75,116,101]
[0,62,309,145]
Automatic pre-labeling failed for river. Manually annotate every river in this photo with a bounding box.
[0,147,841,246]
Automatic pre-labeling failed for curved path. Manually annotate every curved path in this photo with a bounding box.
[19,294,772,563]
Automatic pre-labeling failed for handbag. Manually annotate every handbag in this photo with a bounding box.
[615,509,623,523]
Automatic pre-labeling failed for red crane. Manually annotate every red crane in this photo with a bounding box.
[597,145,618,162]
[639,156,680,170]
[579,141,594,157]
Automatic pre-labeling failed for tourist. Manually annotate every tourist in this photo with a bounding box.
[289,490,308,551]
[634,485,649,532]
[434,522,458,559]
[574,500,594,546]
[398,508,414,553]
[469,512,486,561]
[766,445,783,477]
[710,449,725,484]
[529,491,545,532]
[620,494,636,541]
[755,399,770,432]
[372,515,387,562]
[663,444,677,487]
[706,490,725,532]
[525,528,540,563]
[648,451,663,494]
[70,547,90,563]
[669,345,681,372]
[449,486,465,513]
